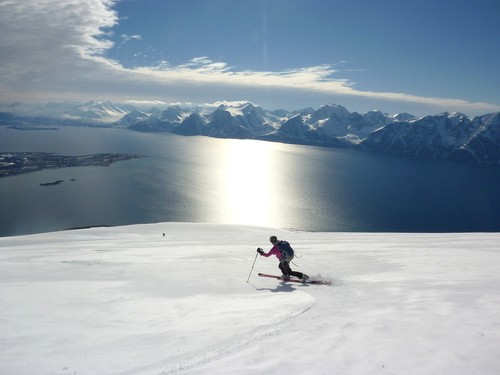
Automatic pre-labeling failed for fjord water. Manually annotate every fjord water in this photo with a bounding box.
[1,126,499,236]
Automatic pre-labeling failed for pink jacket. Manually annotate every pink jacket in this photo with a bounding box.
[261,244,283,260]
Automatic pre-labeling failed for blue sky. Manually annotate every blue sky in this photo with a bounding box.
[1,0,499,116]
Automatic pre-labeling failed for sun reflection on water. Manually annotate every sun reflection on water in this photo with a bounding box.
[219,140,279,226]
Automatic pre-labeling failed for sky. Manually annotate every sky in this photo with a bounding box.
[0,0,499,116]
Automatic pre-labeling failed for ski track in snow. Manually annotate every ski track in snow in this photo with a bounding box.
[158,303,317,374]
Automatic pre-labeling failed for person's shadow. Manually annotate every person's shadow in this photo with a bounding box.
[248,281,303,293]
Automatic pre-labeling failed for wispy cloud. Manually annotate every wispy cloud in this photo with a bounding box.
[120,34,142,44]
[0,0,498,116]
[133,58,499,113]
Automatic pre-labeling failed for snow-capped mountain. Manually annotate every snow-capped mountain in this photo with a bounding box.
[219,102,279,135]
[359,112,500,164]
[2,100,499,165]
[119,101,499,165]
[0,101,127,124]
[117,109,149,128]
[63,101,128,123]
[452,112,500,164]
[121,101,283,139]
[124,106,187,132]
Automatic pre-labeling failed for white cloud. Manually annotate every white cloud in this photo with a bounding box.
[123,99,166,107]
[121,34,142,43]
[0,0,119,99]
[203,100,254,108]
[0,0,499,116]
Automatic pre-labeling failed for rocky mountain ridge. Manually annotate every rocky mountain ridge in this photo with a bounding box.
[1,101,499,165]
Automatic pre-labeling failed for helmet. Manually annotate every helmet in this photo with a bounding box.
[269,235,278,244]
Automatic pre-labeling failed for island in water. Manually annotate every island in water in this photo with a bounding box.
[0,152,143,178]
[40,180,65,186]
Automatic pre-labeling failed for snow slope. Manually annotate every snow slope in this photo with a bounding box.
[1,223,499,374]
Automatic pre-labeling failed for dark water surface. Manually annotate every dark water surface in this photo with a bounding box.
[1,126,499,236]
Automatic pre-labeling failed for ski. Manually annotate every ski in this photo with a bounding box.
[258,273,331,285]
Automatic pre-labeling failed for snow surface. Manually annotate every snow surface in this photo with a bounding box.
[1,223,499,375]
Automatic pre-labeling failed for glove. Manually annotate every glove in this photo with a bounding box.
[257,247,264,255]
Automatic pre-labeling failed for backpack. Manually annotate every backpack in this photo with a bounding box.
[277,240,294,262]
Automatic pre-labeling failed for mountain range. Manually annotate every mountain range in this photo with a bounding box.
[1,101,499,165]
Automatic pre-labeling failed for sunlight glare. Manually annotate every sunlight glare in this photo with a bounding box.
[220,140,277,226]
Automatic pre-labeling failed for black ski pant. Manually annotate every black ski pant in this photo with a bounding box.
[279,260,303,279]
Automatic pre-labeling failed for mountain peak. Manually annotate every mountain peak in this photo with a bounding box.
[2,99,499,165]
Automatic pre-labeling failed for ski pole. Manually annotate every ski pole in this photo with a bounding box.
[246,252,259,282]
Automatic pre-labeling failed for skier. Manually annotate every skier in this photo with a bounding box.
[257,235,309,281]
